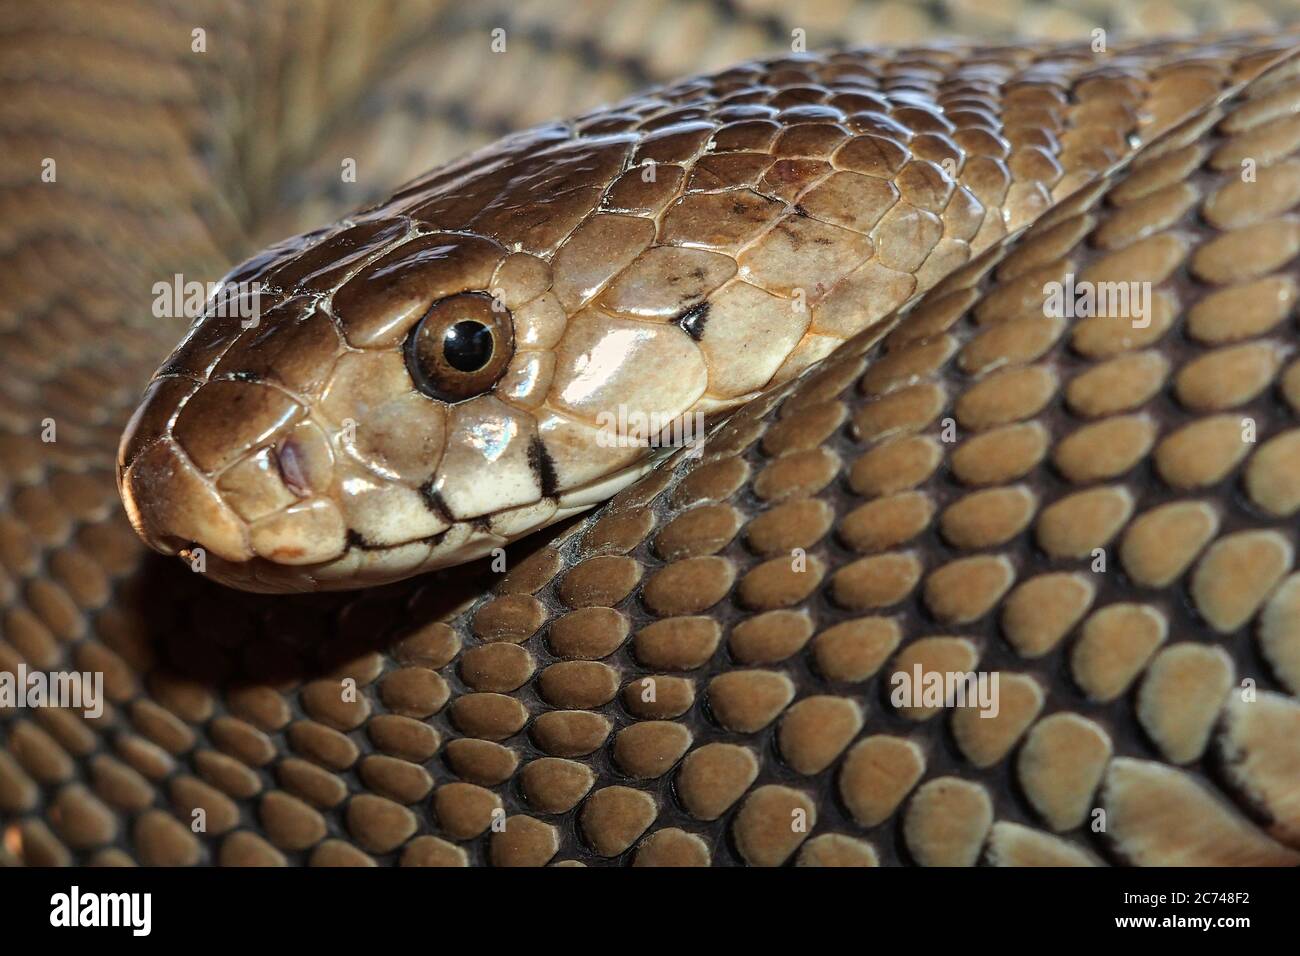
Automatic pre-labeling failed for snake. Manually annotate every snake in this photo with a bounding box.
[3,0,1300,867]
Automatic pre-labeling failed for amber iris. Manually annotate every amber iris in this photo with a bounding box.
[404,292,514,402]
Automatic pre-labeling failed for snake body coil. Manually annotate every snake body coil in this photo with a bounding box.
[3,0,1300,867]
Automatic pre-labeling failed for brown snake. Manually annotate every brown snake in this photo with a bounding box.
[2,0,1300,866]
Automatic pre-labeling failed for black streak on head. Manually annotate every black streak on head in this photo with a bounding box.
[676,301,710,341]
[418,481,456,524]
[528,436,560,498]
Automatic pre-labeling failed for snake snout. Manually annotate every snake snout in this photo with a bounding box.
[117,366,353,577]
[119,436,253,564]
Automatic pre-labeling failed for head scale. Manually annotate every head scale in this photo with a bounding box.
[118,107,855,591]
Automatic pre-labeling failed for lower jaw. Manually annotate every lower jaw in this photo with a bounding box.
[188,454,668,593]
[184,517,553,593]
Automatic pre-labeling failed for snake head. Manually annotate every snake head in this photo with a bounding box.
[117,205,713,591]
[118,119,888,591]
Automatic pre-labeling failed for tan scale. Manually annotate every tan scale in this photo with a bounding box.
[4,0,1300,868]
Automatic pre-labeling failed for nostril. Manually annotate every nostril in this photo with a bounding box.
[273,437,311,497]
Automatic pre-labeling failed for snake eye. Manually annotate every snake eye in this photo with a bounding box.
[404,293,514,403]
[444,321,495,371]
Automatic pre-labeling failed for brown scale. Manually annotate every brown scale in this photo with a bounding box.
[109,22,1300,590]
[395,51,1300,867]
[4,0,1300,867]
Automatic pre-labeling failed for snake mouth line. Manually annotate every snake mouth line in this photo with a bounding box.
[345,526,446,552]
[164,449,669,593]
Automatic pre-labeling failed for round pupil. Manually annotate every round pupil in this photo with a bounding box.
[442,320,494,372]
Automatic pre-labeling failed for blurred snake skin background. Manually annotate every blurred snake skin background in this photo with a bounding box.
[3,0,1300,867]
